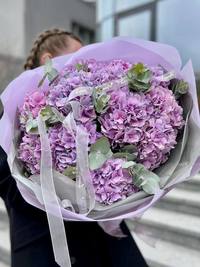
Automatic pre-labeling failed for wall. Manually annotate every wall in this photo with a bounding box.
[25,0,96,55]
[0,0,25,58]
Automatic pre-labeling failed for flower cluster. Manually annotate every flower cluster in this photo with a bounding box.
[19,91,47,124]
[92,159,138,205]
[18,58,186,205]
[100,86,184,170]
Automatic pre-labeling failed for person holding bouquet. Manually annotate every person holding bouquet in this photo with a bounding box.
[0,29,148,267]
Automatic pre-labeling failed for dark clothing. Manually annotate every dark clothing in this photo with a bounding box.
[0,146,148,267]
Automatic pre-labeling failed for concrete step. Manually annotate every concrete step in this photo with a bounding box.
[0,262,9,267]
[178,175,200,191]
[128,207,200,251]
[0,201,8,224]
[132,233,200,267]
[155,187,200,217]
[0,200,10,266]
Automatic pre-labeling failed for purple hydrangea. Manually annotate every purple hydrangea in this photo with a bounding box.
[20,91,47,122]
[100,85,184,170]
[92,159,138,205]
[19,133,41,174]
[19,122,99,174]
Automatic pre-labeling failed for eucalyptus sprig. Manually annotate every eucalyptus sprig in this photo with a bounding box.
[25,106,63,134]
[63,166,76,180]
[38,58,59,88]
[123,162,160,195]
[89,137,113,170]
[170,79,189,99]
[113,144,138,161]
[127,63,152,93]
[92,87,110,114]
[75,63,89,72]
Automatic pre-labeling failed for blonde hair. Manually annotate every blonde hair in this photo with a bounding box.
[24,28,82,70]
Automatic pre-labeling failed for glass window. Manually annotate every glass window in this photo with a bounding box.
[115,0,154,12]
[157,0,200,71]
[72,22,95,44]
[99,18,114,41]
[97,0,114,22]
[118,10,151,40]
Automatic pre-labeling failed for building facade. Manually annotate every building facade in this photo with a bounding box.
[97,0,200,74]
[0,0,95,92]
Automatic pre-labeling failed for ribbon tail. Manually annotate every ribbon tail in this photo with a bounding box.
[37,115,71,267]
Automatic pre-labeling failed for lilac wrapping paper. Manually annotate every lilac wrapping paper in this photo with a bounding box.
[1,37,200,267]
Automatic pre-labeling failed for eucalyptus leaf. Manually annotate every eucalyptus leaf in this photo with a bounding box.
[38,73,48,88]
[121,161,135,169]
[120,144,138,154]
[93,87,110,114]
[127,63,152,93]
[113,152,136,161]
[44,58,53,73]
[89,137,113,170]
[95,94,110,113]
[40,106,62,125]
[26,118,38,133]
[141,178,160,194]
[47,68,58,82]
[38,58,58,87]
[129,163,160,195]
[75,63,88,72]
[90,136,111,154]
[171,79,189,99]
[89,150,113,170]
[63,166,76,180]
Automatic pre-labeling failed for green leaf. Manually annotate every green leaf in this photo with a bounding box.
[121,161,135,169]
[95,94,110,113]
[120,144,137,154]
[38,72,48,88]
[40,106,63,125]
[92,87,110,114]
[89,137,113,170]
[44,58,53,73]
[38,58,59,87]
[113,152,136,161]
[127,63,152,93]
[63,166,76,180]
[141,178,160,194]
[132,63,146,75]
[171,79,189,98]
[26,118,38,133]
[47,68,58,82]
[40,106,53,121]
[129,163,160,195]
[89,150,112,171]
[90,137,111,154]
[75,63,88,72]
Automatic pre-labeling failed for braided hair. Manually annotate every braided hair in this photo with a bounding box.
[24,28,82,70]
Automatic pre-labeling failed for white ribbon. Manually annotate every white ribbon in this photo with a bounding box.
[37,115,71,267]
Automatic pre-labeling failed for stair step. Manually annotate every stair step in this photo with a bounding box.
[178,175,200,191]
[132,233,200,267]
[0,200,8,224]
[0,262,9,267]
[128,207,200,251]
[0,200,10,266]
[155,187,200,216]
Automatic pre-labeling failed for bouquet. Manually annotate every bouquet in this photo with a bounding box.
[1,37,200,267]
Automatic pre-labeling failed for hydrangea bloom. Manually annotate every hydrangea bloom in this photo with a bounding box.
[100,86,184,170]
[92,159,138,205]
[20,91,47,122]
[19,122,99,174]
